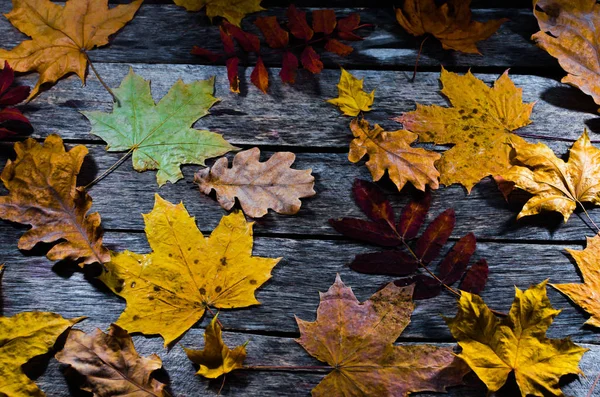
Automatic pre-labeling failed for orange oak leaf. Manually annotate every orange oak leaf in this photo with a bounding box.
[0,135,109,266]
[0,0,142,99]
[349,118,440,191]
[395,0,507,54]
[296,275,469,396]
[56,324,168,397]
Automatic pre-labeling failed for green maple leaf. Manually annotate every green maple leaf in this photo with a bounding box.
[83,69,237,186]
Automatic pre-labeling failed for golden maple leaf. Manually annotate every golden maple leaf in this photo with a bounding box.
[0,0,142,98]
[349,118,440,192]
[327,68,375,117]
[395,0,507,54]
[533,0,600,108]
[184,315,247,379]
[395,68,534,192]
[503,131,600,222]
[0,312,83,397]
[446,281,587,397]
[296,275,469,396]
[553,235,600,328]
[173,0,264,27]
[100,194,280,346]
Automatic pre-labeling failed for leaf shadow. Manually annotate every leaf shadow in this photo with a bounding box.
[540,86,599,115]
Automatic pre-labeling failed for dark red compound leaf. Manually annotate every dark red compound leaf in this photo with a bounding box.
[329,218,400,247]
[459,259,489,294]
[325,38,354,56]
[336,13,364,41]
[438,233,476,285]
[223,21,260,53]
[287,5,313,41]
[312,9,337,34]
[349,250,417,276]
[393,274,442,300]
[397,190,431,241]
[190,46,221,62]
[220,25,236,55]
[414,208,455,264]
[255,16,289,49]
[280,51,299,83]
[352,179,395,226]
[225,57,240,93]
[301,46,323,74]
[251,57,269,93]
[0,62,31,138]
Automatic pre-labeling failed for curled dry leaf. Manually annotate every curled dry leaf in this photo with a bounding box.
[100,195,280,346]
[0,135,110,266]
[184,316,247,379]
[194,147,315,218]
[504,131,600,221]
[532,0,600,108]
[446,281,588,397]
[56,324,168,397]
[327,68,375,117]
[395,68,534,192]
[173,0,264,27]
[296,275,469,396]
[0,312,83,397]
[395,0,507,54]
[349,118,440,192]
[0,0,142,99]
[83,69,237,186]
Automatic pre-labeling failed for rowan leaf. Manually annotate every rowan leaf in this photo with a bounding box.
[0,0,142,99]
[83,69,237,186]
[414,208,455,264]
[553,235,600,328]
[250,57,269,93]
[349,251,417,276]
[280,51,299,84]
[300,46,323,74]
[395,68,534,192]
[393,274,442,300]
[312,10,336,35]
[194,148,315,218]
[324,38,353,56]
[255,16,288,49]
[296,275,469,396]
[397,190,431,240]
[99,195,280,346]
[0,312,83,397]
[395,0,507,54]
[173,0,264,27]
[438,232,476,284]
[504,131,600,222]
[352,178,394,225]
[349,118,440,192]
[329,217,401,247]
[55,324,168,397]
[226,57,241,93]
[446,281,588,397]
[336,13,363,41]
[287,5,313,41]
[532,0,600,108]
[184,316,247,379]
[327,68,375,117]
[0,135,110,266]
[0,62,31,138]
[459,259,488,294]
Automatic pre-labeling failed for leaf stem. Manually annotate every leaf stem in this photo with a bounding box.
[218,374,226,395]
[576,199,600,235]
[587,371,600,397]
[516,132,600,144]
[83,149,133,190]
[84,52,120,106]
[206,306,225,329]
[242,365,331,372]
[411,36,429,82]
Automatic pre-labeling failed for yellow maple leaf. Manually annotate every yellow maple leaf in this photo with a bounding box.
[0,312,83,397]
[184,315,247,378]
[395,68,534,192]
[173,0,264,27]
[504,131,600,221]
[100,194,280,346]
[327,68,375,117]
[0,0,142,99]
[349,118,440,191]
[446,281,587,397]
[553,235,600,328]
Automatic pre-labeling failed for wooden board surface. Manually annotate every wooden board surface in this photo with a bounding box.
[1,2,599,396]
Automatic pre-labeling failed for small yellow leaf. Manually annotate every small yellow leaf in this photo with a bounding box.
[327,68,375,117]
[184,316,247,379]
[173,0,264,27]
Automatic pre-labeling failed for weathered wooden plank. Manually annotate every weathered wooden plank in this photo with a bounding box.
[0,5,551,70]
[11,64,597,148]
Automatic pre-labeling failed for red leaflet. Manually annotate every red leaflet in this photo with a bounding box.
[312,10,336,34]
[287,5,313,40]
[226,57,240,93]
[251,57,269,93]
[414,209,455,264]
[0,62,31,138]
[325,39,353,56]
[301,46,323,74]
[224,21,260,53]
[329,218,400,247]
[337,13,363,41]
[219,26,236,55]
[255,16,289,48]
[397,190,431,241]
[459,259,489,294]
[280,51,299,83]
[191,46,222,62]
[438,233,476,285]
[393,275,442,300]
[350,251,417,276]
[352,179,394,226]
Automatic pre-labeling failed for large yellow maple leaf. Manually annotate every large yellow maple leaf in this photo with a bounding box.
[0,0,142,98]
[553,235,600,328]
[446,281,587,397]
[395,68,534,192]
[173,0,264,27]
[100,194,280,346]
[504,131,600,222]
